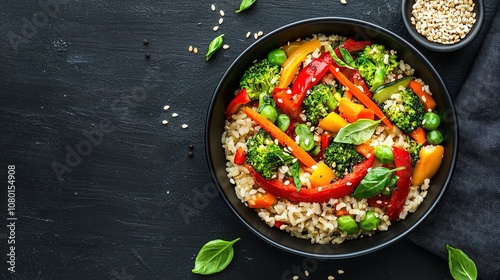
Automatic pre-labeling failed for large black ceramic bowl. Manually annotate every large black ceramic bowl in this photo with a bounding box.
[205,17,457,259]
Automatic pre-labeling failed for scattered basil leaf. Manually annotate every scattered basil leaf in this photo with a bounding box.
[339,47,355,68]
[380,175,398,196]
[327,44,354,70]
[352,166,404,198]
[206,34,224,61]
[192,238,240,275]
[446,244,478,280]
[290,161,302,192]
[334,119,382,145]
[236,0,256,13]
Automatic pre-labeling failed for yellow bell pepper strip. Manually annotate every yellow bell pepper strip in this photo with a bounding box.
[385,146,412,221]
[309,162,336,189]
[411,145,444,186]
[318,111,348,134]
[243,107,318,168]
[328,64,393,129]
[247,192,276,208]
[409,80,437,112]
[277,39,322,89]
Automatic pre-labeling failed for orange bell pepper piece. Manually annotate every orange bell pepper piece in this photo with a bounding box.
[411,145,444,186]
[248,192,276,208]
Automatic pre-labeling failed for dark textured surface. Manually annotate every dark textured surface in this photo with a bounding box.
[0,1,498,279]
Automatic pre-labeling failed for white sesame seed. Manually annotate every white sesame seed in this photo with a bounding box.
[172,113,179,117]
[254,33,258,39]
[219,18,224,25]
[328,276,335,280]
[335,67,340,72]
[182,124,188,129]
[257,31,263,37]
[305,271,309,277]
[288,146,293,152]
[292,158,298,163]
[318,187,322,191]
[286,89,292,94]
[162,120,168,125]
[211,4,215,11]
[340,0,347,4]
[223,44,229,49]
[284,180,290,186]
[188,45,193,52]
[312,164,318,170]
[163,105,170,111]
[376,200,382,204]
[213,26,219,31]
[338,269,345,274]
[293,276,299,280]
[346,182,352,186]
[193,47,198,54]
[219,10,225,16]
[305,138,310,145]
[246,31,251,38]
[277,98,283,103]
[311,77,316,82]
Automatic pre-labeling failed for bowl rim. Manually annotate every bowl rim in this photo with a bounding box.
[401,0,485,52]
[205,16,458,259]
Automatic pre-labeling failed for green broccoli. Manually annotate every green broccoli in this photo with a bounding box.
[303,84,338,125]
[380,88,425,133]
[354,44,398,91]
[323,142,364,178]
[246,130,295,179]
[239,59,281,101]
[405,138,423,166]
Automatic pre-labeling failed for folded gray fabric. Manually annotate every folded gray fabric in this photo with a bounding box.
[408,8,500,280]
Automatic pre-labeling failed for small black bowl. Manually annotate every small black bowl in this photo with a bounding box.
[205,17,458,259]
[402,0,484,52]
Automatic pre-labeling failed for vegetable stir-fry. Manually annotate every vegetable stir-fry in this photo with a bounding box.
[224,35,444,235]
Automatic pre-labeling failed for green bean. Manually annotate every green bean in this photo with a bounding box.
[294,124,315,152]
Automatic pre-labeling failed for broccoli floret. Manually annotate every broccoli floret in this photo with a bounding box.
[239,59,281,101]
[405,138,423,166]
[323,142,364,178]
[246,130,295,179]
[355,44,398,91]
[303,84,338,125]
[380,88,425,133]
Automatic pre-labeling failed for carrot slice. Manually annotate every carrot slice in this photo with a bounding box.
[409,80,437,112]
[356,142,374,158]
[410,126,427,145]
[243,107,318,167]
[248,193,276,208]
[278,40,322,89]
[338,97,365,123]
[357,108,375,120]
[329,65,393,128]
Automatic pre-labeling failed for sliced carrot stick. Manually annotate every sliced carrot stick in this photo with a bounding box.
[410,126,427,145]
[248,192,276,208]
[357,108,375,120]
[338,97,365,123]
[278,40,322,89]
[329,65,393,128]
[409,80,437,112]
[243,107,318,167]
[356,142,374,158]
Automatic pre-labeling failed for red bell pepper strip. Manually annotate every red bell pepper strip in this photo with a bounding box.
[272,88,305,121]
[234,147,246,165]
[385,146,412,221]
[351,71,372,98]
[225,88,251,119]
[316,133,331,161]
[248,156,374,203]
[341,38,373,53]
[290,51,334,104]
[367,194,391,207]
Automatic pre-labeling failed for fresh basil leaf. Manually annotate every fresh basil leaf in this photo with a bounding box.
[290,161,302,192]
[352,166,403,199]
[327,44,353,69]
[381,175,398,195]
[206,34,224,61]
[236,0,256,13]
[334,119,382,145]
[446,244,478,280]
[339,47,355,68]
[192,238,240,275]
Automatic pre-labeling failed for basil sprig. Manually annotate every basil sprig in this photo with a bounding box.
[352,166,404,199]
[446,244,478,280]
[290,161,302,192]
[206,34,224,61]
[327,45,354,69]
[339,47,355,68]
[192,238,240,275]
[236,0,256,13]
[334,119,382,145]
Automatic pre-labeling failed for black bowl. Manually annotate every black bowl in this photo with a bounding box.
[402,0,484,52]
[205,17,458,259]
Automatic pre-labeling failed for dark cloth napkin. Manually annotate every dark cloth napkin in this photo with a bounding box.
[408,7,500,280]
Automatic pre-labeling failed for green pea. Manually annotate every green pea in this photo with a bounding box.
[259,105,278,123]
[276,114,290,132]
[422,112,441,130]
[337,215,359,235]
[267,49,287,66]
[427,130,443,145]
[359,210,380,231]
[374,145,394,164]
[294,124,315,152]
